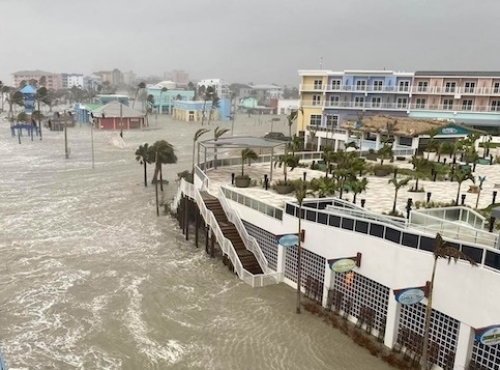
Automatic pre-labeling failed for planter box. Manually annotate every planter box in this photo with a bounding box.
[374,168,390,177]
[235,176,251,188]
[275,185,295,195]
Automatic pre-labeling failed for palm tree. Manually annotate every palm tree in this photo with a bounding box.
[482,135,493,158]
[201,86,214,126]
[349,177,368,204]
[6,89,24,118]
[388,177,411,213]
[411,156,429,192]
[322,147,336,178]
[475,175,487,208]
[148,140,178,192]
[286,109,299,139]
[425,128,439,159]
[420,233,477,370]
[294,179,312,314]
[310,177,337,197]
[240,148,258,177]
[207,94,220,125]
[135,143,150,187]
[213,126,229,169]
[453,169,475,205]
[377,144,393,166]
[192,128,210,174]
[135,82,146,111]
[159,87,168,114]
[17,112,27,122]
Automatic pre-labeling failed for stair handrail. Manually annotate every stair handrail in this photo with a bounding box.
[218,187,270,274]
[191,181,254,283]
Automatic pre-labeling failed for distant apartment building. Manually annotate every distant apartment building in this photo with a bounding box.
[61,73,84,89]
[122,70,136,85]
[165,70,189,85]
[298,69,500,136]
[12,70,62,90]
[198,78,230,99]
[84,75,102,91]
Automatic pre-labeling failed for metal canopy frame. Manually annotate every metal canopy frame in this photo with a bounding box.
[197,136,287,181]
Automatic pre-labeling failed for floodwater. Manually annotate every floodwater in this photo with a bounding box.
[0,115,391,370]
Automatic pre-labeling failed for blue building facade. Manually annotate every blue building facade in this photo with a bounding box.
[147,88,195,114]
[322,71,413,128]
[20,84,36,115]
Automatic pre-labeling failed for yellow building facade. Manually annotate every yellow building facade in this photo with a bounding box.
[297,71,328,133]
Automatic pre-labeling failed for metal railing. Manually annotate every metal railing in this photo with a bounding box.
[195,165,210,190]
[221,186,284,220]
[219,188,275,276]
[325,204,408,228]
[323,101,410,110]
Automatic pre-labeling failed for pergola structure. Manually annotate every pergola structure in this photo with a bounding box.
[198,136,287,181]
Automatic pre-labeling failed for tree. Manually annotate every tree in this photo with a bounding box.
[213,126,229,169]
[192,128,210,174]
[388,177,411,213]
[17,112,27,122]
[286,109,299,139]
[240,148,258,177]
[453,168,475,205]
[201,86,214,126]
[207,94,220,125]
[293,179,312,314]
[420,233,477,370]
[310,177,337,197]
[148,140,177,192]
[425,128,439,159]
[482,135,493,158]
[377,144,393,165]
[410,156,429,191]
[39,76,47,87]
[6,89,24,118]
[135,143,151,187]
[349,177,368,204]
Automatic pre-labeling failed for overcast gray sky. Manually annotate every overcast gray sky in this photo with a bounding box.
[1,0,499,86]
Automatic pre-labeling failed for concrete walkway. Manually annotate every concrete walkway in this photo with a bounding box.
[206,156,500,215]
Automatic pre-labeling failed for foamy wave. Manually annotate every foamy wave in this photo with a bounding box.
[124,277,186,364]
[109,134,127,148]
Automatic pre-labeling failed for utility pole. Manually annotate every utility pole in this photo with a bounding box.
[64,113,69,159]
[119,103,123,138]
[38,98,42,140]
[90,113,95,169]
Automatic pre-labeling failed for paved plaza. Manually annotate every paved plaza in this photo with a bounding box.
[206,156,500,215]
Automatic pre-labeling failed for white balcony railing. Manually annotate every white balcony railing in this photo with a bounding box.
[300,83,500,96]
[409,104,500,113]
[323,101,409,110]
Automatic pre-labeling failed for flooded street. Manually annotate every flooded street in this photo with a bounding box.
[0,116,391,370]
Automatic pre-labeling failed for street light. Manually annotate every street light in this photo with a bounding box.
[90,112,95,169]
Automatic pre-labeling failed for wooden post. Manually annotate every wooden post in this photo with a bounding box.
[210,231,215,258]
[195,206,199,248]
[179,198,184,233]
[205,225,210,254]
[184,198,189,240]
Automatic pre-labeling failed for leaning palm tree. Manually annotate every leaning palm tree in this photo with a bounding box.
[453,169,475,205]
[349,177,368,204]
[388,177,411,214]
[135,143,150,187]
[201,86,214,126]
[192,128,210,175]
[6,89,24,118]
[207,95,220,125]
[213,126,229,169]
[420,233,477,370]
[148,140,178,192]
[294,179,312,314]
[286,109,299,139]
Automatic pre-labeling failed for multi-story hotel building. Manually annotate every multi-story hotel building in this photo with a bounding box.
[12,70,62,90]
[61,73,84,89]
[298,70,500,142]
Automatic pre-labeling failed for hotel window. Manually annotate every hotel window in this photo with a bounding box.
[445,82,456,93]
[417,81,428,92]
[326,115,338,127]
[443,99,454,110]
[415,98,426,109]
[371,97,381,108]
[328,96,340,106]
[491,100,500,111]
[355,80,366,91]
[309,114,322,126]
[331,80,341,90]
[494,82,500,94]
[462,99,473,111]
[464,82,476,93]
[398,81,410,92]
[397,98,408,108]
[373,81,383,91]
[354,97,364,107]
[312,95,321,106]
[313,80,323,90]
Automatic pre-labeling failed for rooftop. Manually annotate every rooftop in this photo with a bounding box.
[13,70,56,76]
[341,115,486,137]
[91,101,143,118]
[415,71,500,78]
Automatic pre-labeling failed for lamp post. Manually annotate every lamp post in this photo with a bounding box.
[119,102,123,138]
[90,112,95,169]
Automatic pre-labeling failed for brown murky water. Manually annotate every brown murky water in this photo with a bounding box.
[0,115,392,369]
